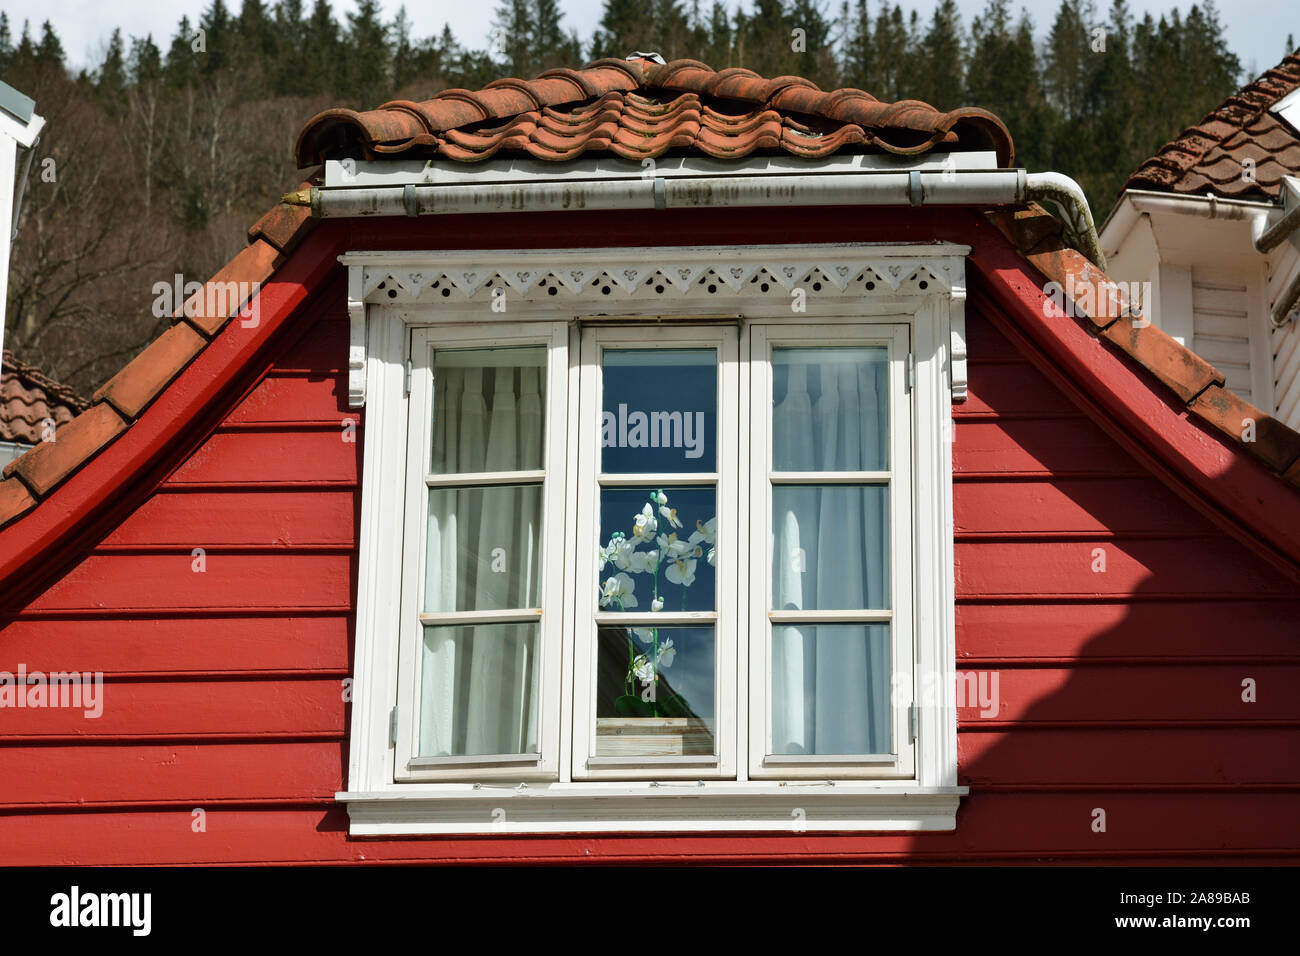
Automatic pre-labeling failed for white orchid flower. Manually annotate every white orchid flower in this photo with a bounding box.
[665,556,697,587]
[656,638,676,668]
[656,532,692,559]
[707,545,716,567]
[659,504,682,528]
[632,654,655,683]
[630,626,656,644]
[688,517,716,546]
[651,597,664,612]
[654,491,668,506]
[627,548,658,573]
[607,536,636,570]
[631,503,658,541]
[599,572,638,609]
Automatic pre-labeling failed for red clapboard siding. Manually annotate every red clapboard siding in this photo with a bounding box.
[226,374,350,424]
[24,553,353,612]
[275,318,348,373]
[954,419,1143,475]
[956,538,1291,597]
[955,478,1208,536]
[99,491,358,547]
[951,664,1300,724]
[0,742,343,807]
[164,430,359,485]
[958,728,1300,785]
[957,602,1300,659]
[0,617,352,675]
[0,677,345,738]
[956,363,1084,419]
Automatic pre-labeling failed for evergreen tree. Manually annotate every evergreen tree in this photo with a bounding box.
[840,0,872,90]
[36,20,65,70]
[95,29,128,101]
[0,14,13,75]
[918,0,963,107]
[345,0,391,106]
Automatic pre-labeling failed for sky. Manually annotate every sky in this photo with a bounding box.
[1,0,1295,82]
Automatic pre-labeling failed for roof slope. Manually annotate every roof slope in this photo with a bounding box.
[1,350,88,445]
[296,57,1015,167]
[1124,51,1300,200]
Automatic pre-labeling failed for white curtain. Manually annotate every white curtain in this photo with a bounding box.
[772,356,891,755]
[421,359,541,757]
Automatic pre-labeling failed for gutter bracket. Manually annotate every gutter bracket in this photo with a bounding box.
[908,169,923,207]
[653,177,667,210]
[402,184,419,217]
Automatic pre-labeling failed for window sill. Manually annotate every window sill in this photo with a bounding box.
[337,784,968,835]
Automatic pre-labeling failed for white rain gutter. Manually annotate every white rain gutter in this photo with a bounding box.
[1101,183,1300,326]
[287,159,1105,267]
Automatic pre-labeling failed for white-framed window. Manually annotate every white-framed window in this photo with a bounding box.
[341,244,966,834]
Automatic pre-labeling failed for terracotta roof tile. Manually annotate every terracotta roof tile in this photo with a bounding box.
[0,476,35,528]
[179,238,283,338]
[0,350,89,445]
[988,203,1300,489]
[92,322,207,421]
[295,58,1014,168]
[1125,52,1300,200]
[3,401,127,497]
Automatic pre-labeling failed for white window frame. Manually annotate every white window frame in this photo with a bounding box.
[340,243,967,835]
[573,324,740,780]
[393,322,570,782]
[747,321,915,780]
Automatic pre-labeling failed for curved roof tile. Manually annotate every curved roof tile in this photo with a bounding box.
[1125,51,1300,200]
[295,57,1015,168]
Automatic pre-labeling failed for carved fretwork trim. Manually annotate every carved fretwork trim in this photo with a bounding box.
[343,243,970,407]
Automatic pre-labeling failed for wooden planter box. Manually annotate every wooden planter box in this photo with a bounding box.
[596,717,714,757]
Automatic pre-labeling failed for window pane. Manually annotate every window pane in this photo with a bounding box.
[431,346,546,474]
[426,485,542,612]
[599,487,716,613]
[601,348,716,473]
[420,622,538,757]
[772,347,887,472]
[771,624,891,755]
[772,485,889,610]
[596,625,715,756]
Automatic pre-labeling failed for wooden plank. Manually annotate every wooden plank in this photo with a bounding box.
[164,431,359,485]
[100,490,359,547]
[956,602,1300,658]
[955,478,1206,535]
[958,727,1300,785]
[274,317,348,373]
[946,664,1300,723]
[0,616,352,675]
[0,677,345,737]
[955,538,1290,597]
[954,419,1140,476]
[22,553,353,612]
[957,362,1082,418]
[0,741,343,806]
[225,373,351,424]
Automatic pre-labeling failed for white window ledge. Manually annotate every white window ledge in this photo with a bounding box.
[336,785,968,835]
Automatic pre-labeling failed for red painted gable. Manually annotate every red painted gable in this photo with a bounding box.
[0,208,1297,864]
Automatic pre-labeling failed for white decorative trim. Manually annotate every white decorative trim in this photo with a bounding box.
[338,786,966,835]
[949,283,968,402]
[343,244,970,407]
[343,243,966,306]
[347,264,367,408]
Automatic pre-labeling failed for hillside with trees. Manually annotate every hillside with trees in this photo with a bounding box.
[0,0,1254,393]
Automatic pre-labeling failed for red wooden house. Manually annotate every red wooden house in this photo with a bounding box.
[1,56,1298,865]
